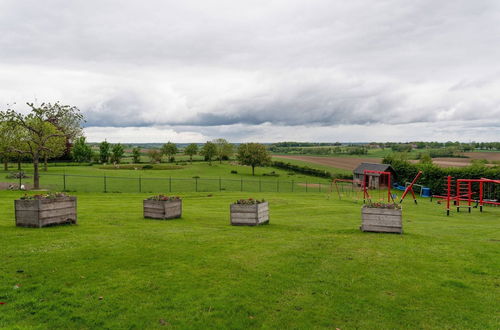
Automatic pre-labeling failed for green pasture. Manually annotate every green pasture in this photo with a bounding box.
[0,162,332,193]
[0,191,498,329]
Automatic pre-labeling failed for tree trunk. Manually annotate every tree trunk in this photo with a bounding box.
[252,165,255,176]
[3,160,7,171]
[43,155,48,171]
[33,155,40,189]
[17,156,21,170]
[190,155,193,162]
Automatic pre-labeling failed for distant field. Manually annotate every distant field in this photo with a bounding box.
[274,155,381,171]
[271,156,352,175]
[0,162,332,193]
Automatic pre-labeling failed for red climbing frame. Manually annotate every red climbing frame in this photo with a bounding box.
[433,176,500,215]
[363,170,392,203]
[400,171,422,204]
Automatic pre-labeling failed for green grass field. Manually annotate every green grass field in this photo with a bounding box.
[1,162,332,193]
[1,189,499,329]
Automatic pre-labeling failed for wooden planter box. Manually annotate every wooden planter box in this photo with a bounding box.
[230,202,269,226]
[361,206,402,234]
[143,199,182,220]
[15,196,77,228]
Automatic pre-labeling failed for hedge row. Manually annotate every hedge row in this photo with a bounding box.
[384,158,500,197]
[272,161,352,180]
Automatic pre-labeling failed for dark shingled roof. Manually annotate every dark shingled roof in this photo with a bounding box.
[353,163,395,176]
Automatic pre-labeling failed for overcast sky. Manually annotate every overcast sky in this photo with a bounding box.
[1,0,499,142]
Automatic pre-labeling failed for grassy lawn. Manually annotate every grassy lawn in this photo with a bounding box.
[0,190,498,329]
[1,162,331,193]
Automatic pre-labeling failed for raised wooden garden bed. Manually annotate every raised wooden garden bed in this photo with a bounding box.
[361,206,402,234]
[143,199,182,220]
[15,196,77,228]
[230,201,269,226]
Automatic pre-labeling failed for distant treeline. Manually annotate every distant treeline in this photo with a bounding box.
[270,146,368,155]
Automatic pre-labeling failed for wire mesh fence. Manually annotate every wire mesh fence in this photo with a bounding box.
[11,173,333,194]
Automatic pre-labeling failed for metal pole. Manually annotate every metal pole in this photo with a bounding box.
[240,178,243,192]
[139,176,141,193]
[63,173,66,191]
[169,176,172,192]
[104,175,107,193]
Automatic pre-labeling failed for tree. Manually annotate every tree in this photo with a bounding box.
[72,137,93,162]
[0,121,24,171]
[184,143,198,162]
[99,140,110,164]
[147,149,162,163]
[110,143,124,164]
[237,143,271,175]
[200,141,217,164]
[161,142,178,163]
[40,130,66,170]
[132,147,141,163]
[0,102,84,189]
[213,138,234,163]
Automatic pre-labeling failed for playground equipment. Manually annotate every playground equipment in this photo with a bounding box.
[332,179,362,201]
[432,176,500,215]
[363,170,393,203]
[399,171,422,204]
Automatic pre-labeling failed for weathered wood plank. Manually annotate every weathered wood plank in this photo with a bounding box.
[143,199,182,220]
[15,197,77,228]
[361,224,402,233]
[231,202,269,226]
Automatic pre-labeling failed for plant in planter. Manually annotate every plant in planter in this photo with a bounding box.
[15,192,77,227]
[143,195,182,220]
[361,201,402,234]
[230,198,269,226]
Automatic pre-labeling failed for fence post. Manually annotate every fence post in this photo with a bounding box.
[19,173,22,190]
[195,177,198,192]
[139,176,141,193]
[240,177,243,192]
[169,177,172,192]
[63,172,66,191]
[219,177,221,191]
[104,175,107,193]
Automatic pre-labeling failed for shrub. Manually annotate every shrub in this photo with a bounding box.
[142,164,154,169]
[230,170,238,174]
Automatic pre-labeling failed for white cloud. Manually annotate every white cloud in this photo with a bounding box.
[1,0,499,141]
